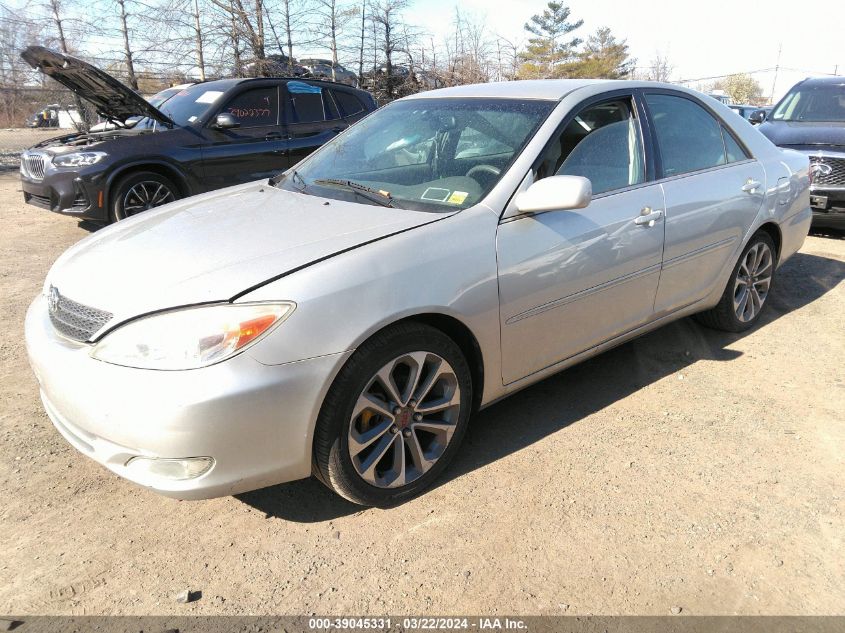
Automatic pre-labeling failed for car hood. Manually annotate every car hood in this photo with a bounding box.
[47,181,454,332]
[758,120,845,151]
[20,46,174,127]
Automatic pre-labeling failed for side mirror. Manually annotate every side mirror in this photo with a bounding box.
[749,109,767,125]
[514,175,592,214]
[212,112,240,130]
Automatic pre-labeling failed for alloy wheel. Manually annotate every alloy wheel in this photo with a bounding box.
[122,181,175,216]
[347,351,461,489]
[733,241,773,322]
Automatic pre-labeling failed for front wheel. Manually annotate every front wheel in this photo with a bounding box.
[111,171,179,221]
[313,322,473,506]
[695,231,776,332]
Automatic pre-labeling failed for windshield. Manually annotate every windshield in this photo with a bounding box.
[136,84,225,128]
[277,98,555,211]
[771,82,845,122]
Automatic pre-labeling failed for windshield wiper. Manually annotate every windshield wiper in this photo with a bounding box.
[313,178,395,207]
[269,169,305,188]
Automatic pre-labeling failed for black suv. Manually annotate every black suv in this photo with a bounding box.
[19,46,377,222]
[757,77,845,228]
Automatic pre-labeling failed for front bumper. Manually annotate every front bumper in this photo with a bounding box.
[809,187,845,228]
[25,294,350,499]
[20,161,109,221]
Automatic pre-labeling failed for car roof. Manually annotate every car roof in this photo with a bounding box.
[401,79,687,101]
[799,76,845,87]
[197,76,360,91]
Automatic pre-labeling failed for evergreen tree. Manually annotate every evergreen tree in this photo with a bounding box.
[562,27,635,79]
[519,1,583,79]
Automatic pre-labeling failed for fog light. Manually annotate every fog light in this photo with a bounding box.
[125,456,214,481]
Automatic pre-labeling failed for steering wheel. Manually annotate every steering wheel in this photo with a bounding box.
[465,164,501,182]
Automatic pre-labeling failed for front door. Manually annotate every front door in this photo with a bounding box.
[199,83,289,190]
[497,95,666,384]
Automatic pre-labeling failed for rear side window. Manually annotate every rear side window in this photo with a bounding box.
[646,93,727,177]
[222,87,278,127]
[722,127,749,163]
[285,81,339,123]
[333,90,365,117]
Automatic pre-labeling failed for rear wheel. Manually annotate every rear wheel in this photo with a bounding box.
[313,322,472,506]
[111,171,179,221]
[695,231,776,332]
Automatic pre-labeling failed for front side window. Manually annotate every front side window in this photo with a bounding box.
[276,98,555,211]
[646,93,727,177]
[537,98,645,195]
[222,87,279,127]
[771,83,845,122]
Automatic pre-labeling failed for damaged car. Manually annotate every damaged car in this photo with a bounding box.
[18,46,377,223]
[25,80,811,506]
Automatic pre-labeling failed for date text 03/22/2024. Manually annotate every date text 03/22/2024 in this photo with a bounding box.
[307,618,528,630]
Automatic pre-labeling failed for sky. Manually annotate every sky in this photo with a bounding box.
[8,0,844,103]
[400,0,845,103]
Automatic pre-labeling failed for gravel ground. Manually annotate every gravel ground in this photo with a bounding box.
[0,171,843,617]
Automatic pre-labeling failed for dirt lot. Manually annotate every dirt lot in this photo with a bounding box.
[0,171,843,617]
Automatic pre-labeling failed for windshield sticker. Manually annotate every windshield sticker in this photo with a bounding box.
[195,90,224,104]
[447,191,468,204]
[421,187,451,202]
[288,81,323,94]
[188,115,198,123]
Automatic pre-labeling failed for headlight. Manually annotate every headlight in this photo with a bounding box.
[91,302,295,370]
[52,151,107,168]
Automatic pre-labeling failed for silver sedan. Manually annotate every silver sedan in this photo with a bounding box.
[25,80,812,506]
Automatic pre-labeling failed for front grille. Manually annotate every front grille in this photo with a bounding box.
[810,156,845,187]
[48,292,113,342]
[23,153,46,181]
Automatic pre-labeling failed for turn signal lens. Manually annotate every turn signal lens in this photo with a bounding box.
[91,302,295,370]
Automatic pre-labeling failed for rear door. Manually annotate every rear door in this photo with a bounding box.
[199,82,288,190]
[283,81,346,167]
[643,91,766,315]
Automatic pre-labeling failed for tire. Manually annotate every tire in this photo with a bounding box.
[313,322,473,506]
[695,231,777,332]
[111,171,179,222]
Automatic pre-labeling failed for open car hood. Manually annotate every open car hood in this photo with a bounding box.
[20,46,174,127]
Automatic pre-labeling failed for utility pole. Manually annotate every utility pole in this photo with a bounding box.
[770,43,781,105]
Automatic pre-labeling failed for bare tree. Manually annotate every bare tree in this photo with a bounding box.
[114,0,138,89]
[312,0,356,81]
[647,51,672,82]
[369,0,409,99]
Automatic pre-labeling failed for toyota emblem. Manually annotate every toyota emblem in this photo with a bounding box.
[48,286,61,313]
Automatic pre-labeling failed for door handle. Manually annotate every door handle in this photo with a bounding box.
[741,179,762,193]
[331,126,344,134]
[265,132,283,141]
[634,207,663,227]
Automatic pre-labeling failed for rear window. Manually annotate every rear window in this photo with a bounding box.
[333,90,365,117]
[285,81,339,123]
